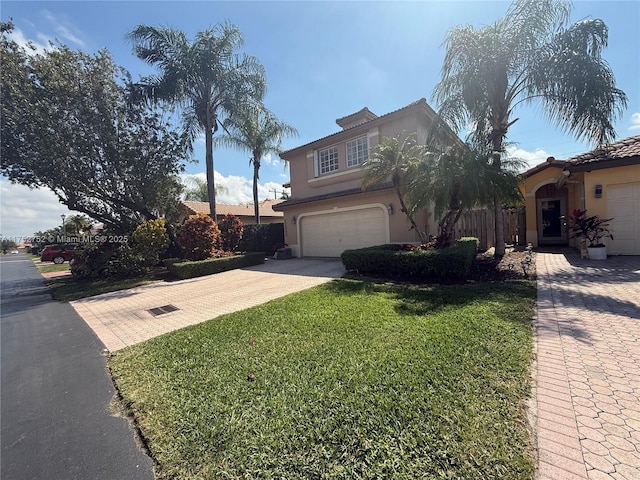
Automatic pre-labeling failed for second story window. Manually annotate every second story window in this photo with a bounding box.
[319,146,339,175]
[346,136,369,167]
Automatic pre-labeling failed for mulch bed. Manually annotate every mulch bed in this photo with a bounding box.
[467,246,536,282]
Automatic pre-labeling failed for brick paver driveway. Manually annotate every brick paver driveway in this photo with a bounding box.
[72,258,344,352]
[535,251,640,480]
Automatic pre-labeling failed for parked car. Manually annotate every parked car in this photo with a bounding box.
[40,244,77,264]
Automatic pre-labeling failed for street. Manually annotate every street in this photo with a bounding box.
[0,254,153,480]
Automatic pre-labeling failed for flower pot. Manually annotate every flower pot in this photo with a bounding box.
[587,246,607,260]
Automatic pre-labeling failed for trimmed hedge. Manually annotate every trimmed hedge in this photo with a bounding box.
[164,252,265,280]
[341,238,479,281]
[237,223,284,256]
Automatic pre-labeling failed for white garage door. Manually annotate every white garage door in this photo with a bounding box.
[300,207,388,257]
[607,182,640,255]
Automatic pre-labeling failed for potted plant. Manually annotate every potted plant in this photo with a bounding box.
[568,209,614,260]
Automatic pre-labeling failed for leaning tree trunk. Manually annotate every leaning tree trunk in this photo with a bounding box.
[395,183,427,243]
[252,153,261,224]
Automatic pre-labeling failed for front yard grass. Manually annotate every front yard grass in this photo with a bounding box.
[45,275,160,302]
[110,279,535,480]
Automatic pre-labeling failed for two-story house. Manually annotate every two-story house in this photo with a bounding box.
[274,98,447,257]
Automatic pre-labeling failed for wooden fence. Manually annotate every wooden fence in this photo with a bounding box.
[453,207,526,250]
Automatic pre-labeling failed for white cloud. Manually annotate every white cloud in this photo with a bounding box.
[629,112,640,131]
[0,179,79,240]
[42,10,86,47]
[6,27,51,55]
[0,171,290,239]
[181,172,289,205]
[505,146,550,172]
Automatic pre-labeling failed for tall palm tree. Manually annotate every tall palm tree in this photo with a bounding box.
[128,23,266,221]
[433,0,627,256]
[215,106,297,223]
[361,135,427,242]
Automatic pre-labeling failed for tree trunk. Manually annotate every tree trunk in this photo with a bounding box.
[395,183,426,243]
[253,154,260,224]
[492,140,505,258]
[206,109,217,223]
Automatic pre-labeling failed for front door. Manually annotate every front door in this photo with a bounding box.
[537,198,567,244]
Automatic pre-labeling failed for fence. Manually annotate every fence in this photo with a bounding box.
[453,207,526,250]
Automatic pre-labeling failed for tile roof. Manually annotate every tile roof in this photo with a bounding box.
[566,135,640,167]
[280,98,436,157]
[182,199,284,217]
[272,182,394,210]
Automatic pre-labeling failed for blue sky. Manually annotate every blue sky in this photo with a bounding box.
[1,0,638,239]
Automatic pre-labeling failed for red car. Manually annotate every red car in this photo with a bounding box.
[40,244,77,264]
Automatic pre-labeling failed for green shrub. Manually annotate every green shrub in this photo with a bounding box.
[341,238,478,281]
[132,219,169,266]
[71,242,147,280]
[165,253,265,280]
[217,214,244,252]
[237,223,284,255]
[177,213,221,261]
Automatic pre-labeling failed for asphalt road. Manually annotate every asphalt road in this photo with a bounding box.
[1,254,154,480]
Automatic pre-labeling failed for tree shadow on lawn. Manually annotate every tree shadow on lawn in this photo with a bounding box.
[323,277,536,323]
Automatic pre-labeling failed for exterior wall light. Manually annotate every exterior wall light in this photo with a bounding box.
[292,215,297,224]
[595,184,602,198]
[387,203,394,215]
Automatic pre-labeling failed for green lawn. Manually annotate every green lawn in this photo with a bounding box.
[110,279,535,480]
[36,262,70,273]
[45,275,160,302]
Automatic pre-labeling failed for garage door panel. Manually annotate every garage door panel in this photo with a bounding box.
[607,182,640,255]
[300,208,388,257]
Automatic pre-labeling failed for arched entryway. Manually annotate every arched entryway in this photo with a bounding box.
[535,184,569,245]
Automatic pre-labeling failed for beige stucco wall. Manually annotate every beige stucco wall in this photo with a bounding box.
[582,164,640,218]
[281,189,435,256]
[286,109,432,201]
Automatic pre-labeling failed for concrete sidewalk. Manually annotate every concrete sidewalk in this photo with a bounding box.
[71,258,345,351]
[535,251,640,480]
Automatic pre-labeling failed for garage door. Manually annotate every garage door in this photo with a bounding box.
[300,207,388,257]
[607,182,640,255]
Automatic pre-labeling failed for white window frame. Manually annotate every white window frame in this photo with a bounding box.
[346,135,369,168]
[317,146,339,176]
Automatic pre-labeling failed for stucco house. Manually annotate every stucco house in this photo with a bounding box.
[273,98,450,257]
[179,199,284,225]
[523,135,640,255]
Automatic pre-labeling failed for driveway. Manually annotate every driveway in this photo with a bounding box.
[71,258,345,351]
[535,251,640,479]
[1,254,154,480]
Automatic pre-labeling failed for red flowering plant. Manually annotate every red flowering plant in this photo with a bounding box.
[567,209,614,247]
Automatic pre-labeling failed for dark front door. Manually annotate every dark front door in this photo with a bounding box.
[537,198,567,244]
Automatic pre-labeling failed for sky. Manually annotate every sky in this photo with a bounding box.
[1,0,639,240]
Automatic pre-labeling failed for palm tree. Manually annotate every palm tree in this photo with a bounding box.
[128,23,266,221]
[410,143,524,247]
[215,106,297,223]
[361,135,427,242]
[67,214,93,235]
[433,0,627,256]
[182,176,228,203]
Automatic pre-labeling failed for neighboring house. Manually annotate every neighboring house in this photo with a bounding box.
[523,135,640,255]
[273,98,449,257]
[179,199,285,225]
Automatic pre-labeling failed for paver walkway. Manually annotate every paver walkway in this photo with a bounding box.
[535,250,640,480]
[71,258,344,352]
